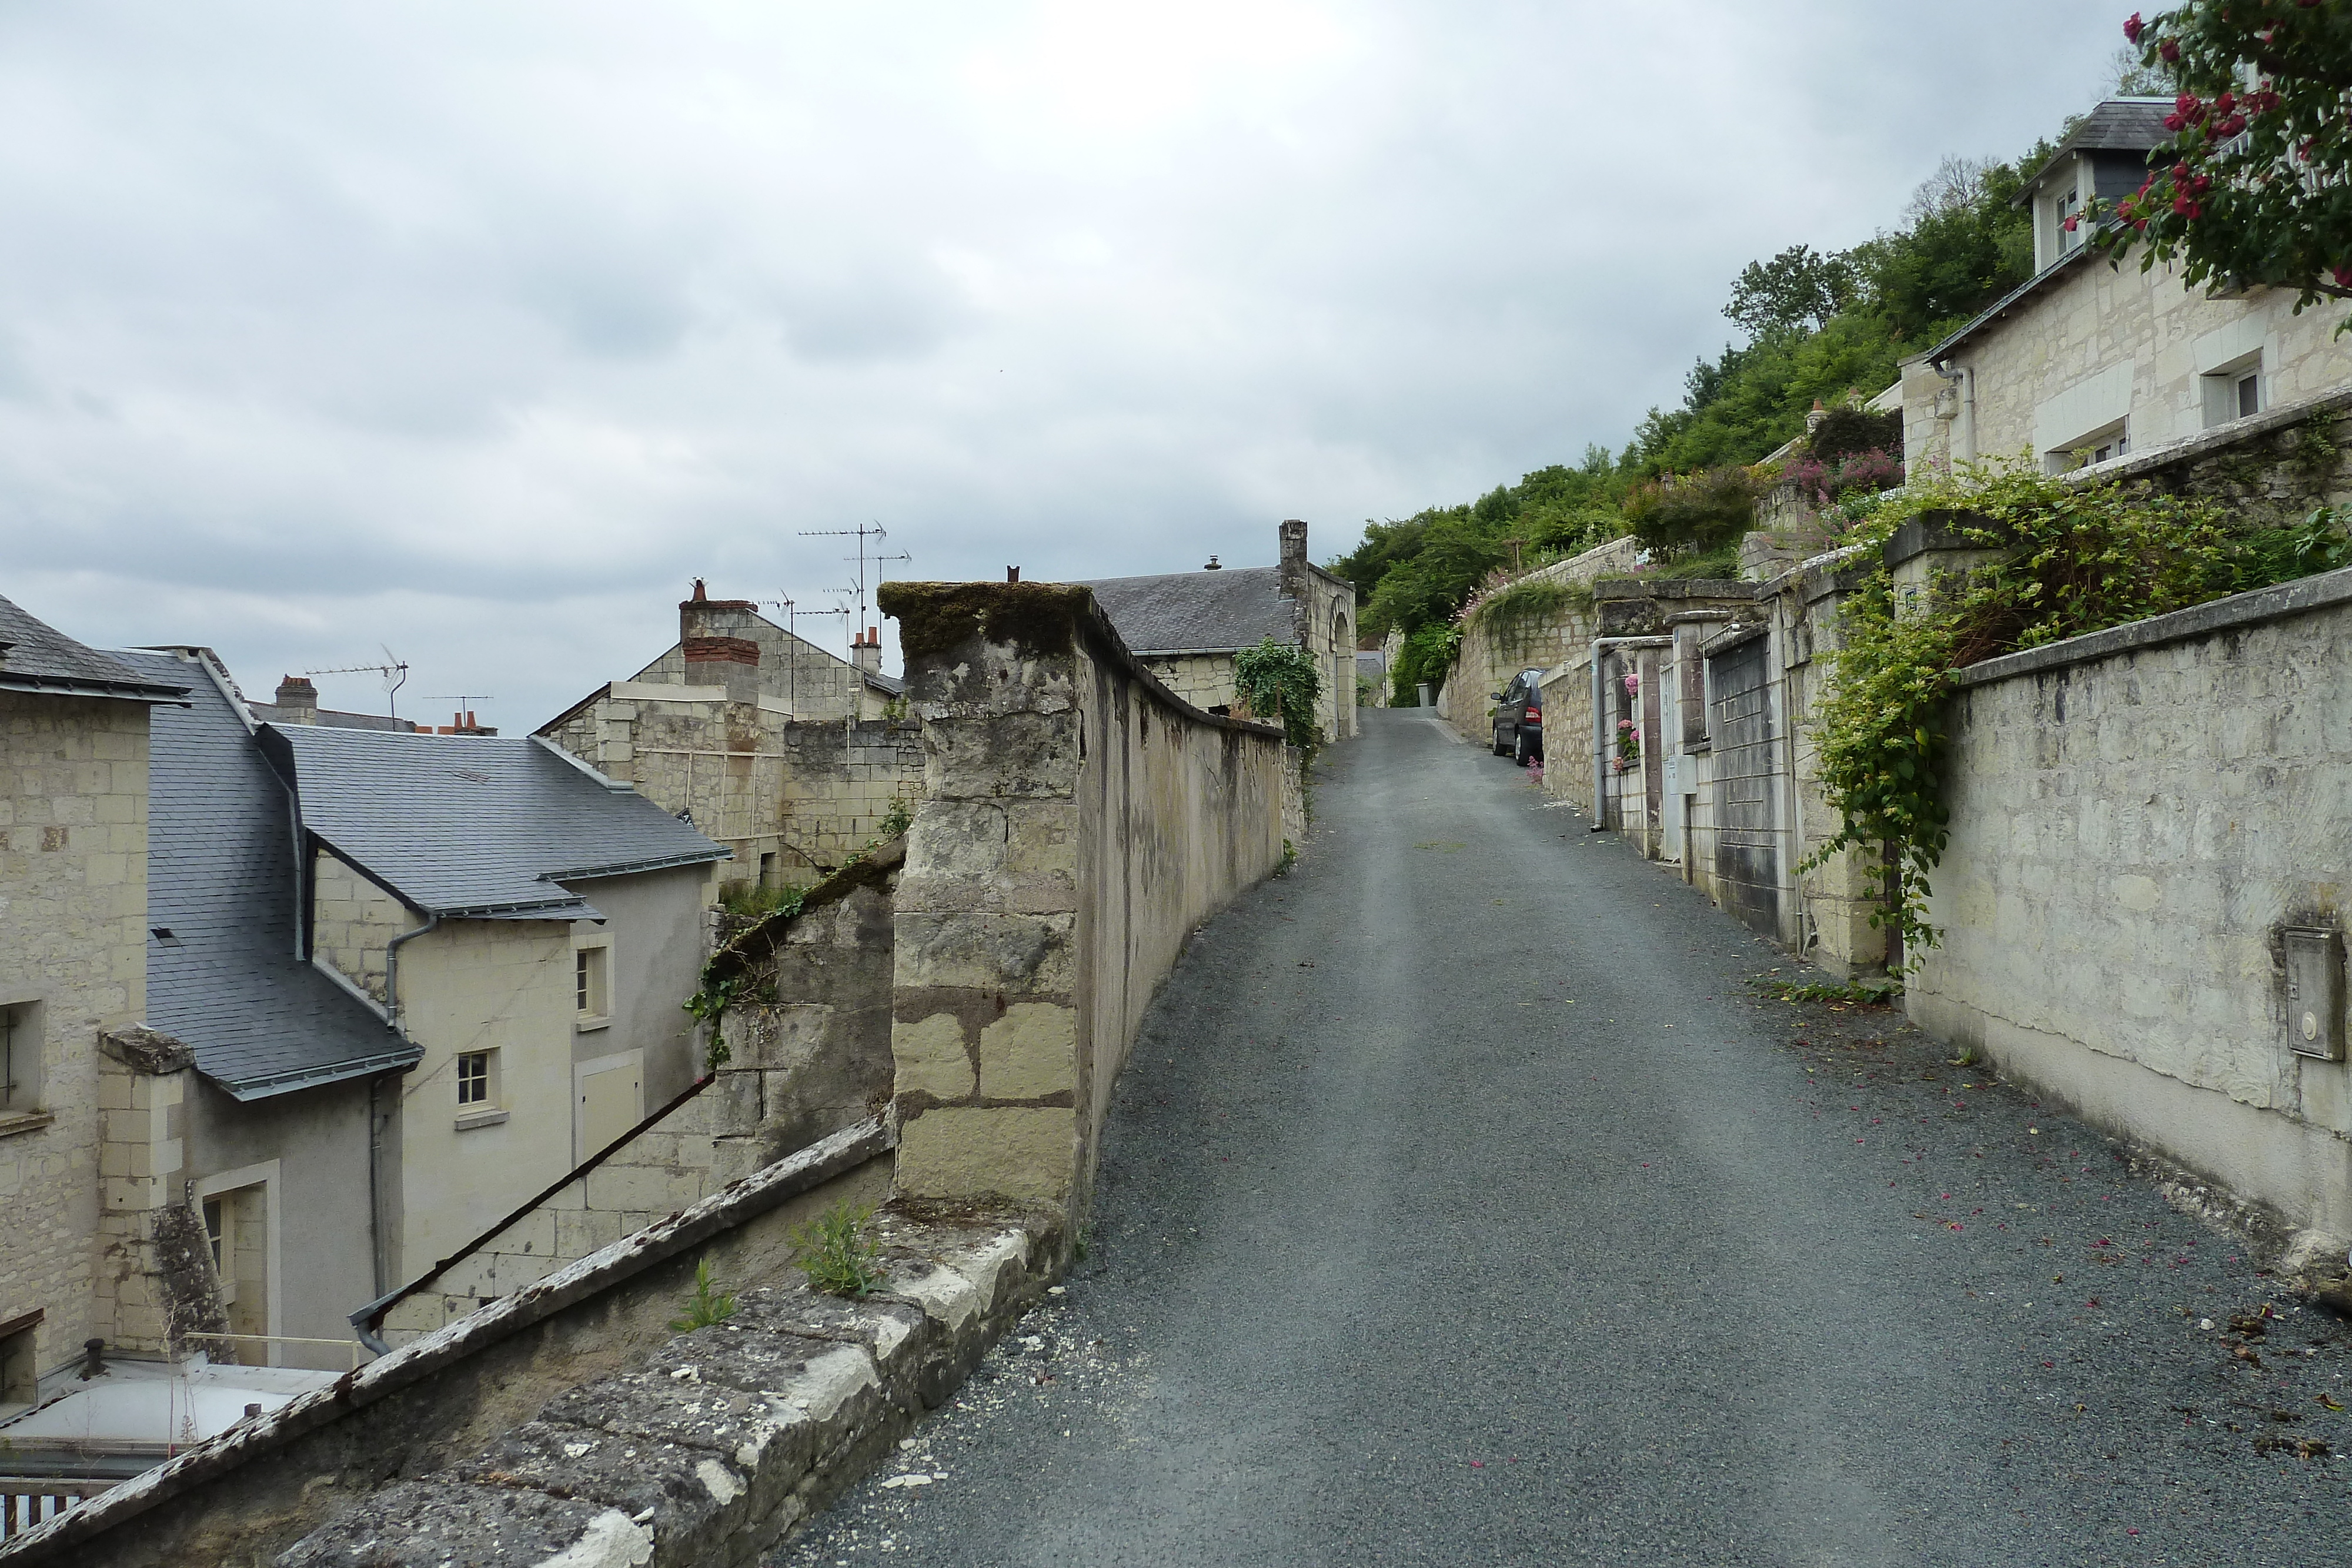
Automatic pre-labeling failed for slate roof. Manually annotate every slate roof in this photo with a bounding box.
[0,594,188,702]
[2026,99,2173,183]
[112,650,419,1100]
[263,726,729,919]
[1078,566,1298,655]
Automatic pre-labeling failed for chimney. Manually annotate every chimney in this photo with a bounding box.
[1007,566,1021,583]
[1279,519,1308,571]
[274,676,319,725]
[1806,397,1829,435]
[1203,555,1221,571]
[679,580,764,700]
[851,627,883,677]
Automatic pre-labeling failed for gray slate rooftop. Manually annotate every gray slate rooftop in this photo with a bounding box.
[113,650,418,1099]
[265,726,729,918]
[2022,99,2171,191]
[1079,565,1297,656]
[0,593,188,701]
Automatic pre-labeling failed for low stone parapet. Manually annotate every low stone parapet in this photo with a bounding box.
[277,1213,1050,1568]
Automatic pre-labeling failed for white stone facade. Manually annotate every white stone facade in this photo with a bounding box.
[1902,248,2352,479]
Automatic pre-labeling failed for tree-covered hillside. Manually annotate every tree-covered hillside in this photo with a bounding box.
[1340,133,2059,698]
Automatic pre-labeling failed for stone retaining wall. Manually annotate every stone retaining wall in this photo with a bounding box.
[878,581,1291,1215]
[1910,565,2352,1261]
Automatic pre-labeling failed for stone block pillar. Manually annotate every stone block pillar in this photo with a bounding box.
[91,1026,225,1356]
[879,583,1089,1209]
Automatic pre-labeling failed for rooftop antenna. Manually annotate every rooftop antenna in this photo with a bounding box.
[305,645,409,720]
[796,522,893,640]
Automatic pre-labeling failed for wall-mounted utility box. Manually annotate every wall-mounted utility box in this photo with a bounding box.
[2283,927,2346,1061]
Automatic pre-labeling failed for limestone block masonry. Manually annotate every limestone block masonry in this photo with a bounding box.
[0,691,152,1388]
[1912,565,2352,1266]
[878,581,1289,1215]
[282,1216,1046,1568]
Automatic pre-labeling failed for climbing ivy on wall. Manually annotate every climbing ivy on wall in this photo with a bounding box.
[1805,459,2349,963]
[1234,638,1324,754]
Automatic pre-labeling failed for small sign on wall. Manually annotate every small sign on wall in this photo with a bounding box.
[2284,927,2346,1061]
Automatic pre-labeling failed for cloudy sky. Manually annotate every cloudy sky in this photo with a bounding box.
[5,1,2127,728]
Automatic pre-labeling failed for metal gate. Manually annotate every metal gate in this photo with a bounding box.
[1708,632,1782,938]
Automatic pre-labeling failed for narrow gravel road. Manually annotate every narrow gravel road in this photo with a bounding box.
[780,708,2352,1567]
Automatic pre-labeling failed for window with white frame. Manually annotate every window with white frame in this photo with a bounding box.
[575,944,610,1023]
[2203,356,2263,428]
[2044,422,2129,473]
[201,1195,238,1303]
[456,1049,494,1107]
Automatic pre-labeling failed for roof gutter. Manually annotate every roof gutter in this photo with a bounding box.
[0,673,191,704]
[212,1044,422,1103]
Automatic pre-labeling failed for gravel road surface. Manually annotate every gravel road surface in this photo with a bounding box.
[778,707,2352,1566]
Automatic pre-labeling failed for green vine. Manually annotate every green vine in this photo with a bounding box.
[1234,638,1324,754]
[1464,576,1589,653]
[1805,457,2337,964]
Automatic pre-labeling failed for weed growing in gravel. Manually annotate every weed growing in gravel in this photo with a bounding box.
[670,1257,737,1331]
[1750,974,1902,1005]
[790,1200,888,1298]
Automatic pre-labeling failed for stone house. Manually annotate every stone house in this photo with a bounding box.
[102,647,420,1366]
[1900,98,2352,477]
[1081,519,1360,745]
[540,584,921,889]
[255,720,729,1284]
[0,597,190,1417]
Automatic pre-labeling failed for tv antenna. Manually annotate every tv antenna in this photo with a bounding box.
[427,696,494,730]
[759,594,849,717]
[306,645,409,720]
[796,522,897,639]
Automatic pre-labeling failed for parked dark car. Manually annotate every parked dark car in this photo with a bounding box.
[1491,667,1546,764]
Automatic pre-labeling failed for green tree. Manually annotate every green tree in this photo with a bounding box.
[1724,244,1856,335]
[2097,4,2352,318]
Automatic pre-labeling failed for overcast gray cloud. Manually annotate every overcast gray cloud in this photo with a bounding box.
[2,0,2126,727]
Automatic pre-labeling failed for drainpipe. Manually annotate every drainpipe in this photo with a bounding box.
[1587,636,1673,834]
[1936,361,1976,466]
[383,913,440,1035]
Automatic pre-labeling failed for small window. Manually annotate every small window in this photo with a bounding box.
[201,1198,238,1303]
[456,1051,493,1106]
[758,852,778,890]
[2203,355,2264,429]
[574,946,609,1020]
[2054,185,2082,251]
[0,1312,39,1407]
[0,1005,38,1117]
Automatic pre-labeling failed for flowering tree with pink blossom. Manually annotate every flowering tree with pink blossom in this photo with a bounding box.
[2094,4,2352,319]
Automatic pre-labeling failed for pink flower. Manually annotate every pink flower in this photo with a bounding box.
[2159,37,2180,62]
[2061,214,2079,232]
[2123,12,2143,43]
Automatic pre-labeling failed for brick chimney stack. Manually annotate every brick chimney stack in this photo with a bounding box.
[1279,518,1308,571]
[851,627,883,677]
[274,676,319,725]
[680,580,764,702]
